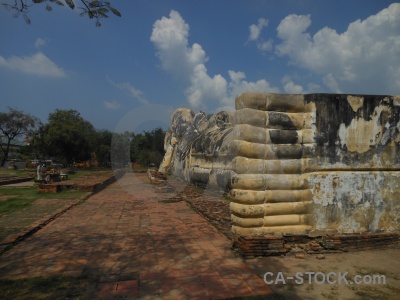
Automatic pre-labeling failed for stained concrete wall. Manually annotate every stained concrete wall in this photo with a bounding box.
[160,92,400,237]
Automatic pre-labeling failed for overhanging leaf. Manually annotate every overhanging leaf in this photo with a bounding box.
[97,7,109,13]
[110,7,121,17]
[95,10,108,18]
[23,14,31,24]
[65,0,75,9]
[89,1,101,8]
[49,0,65,6]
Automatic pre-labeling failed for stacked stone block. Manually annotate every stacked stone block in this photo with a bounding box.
[230,92,316,236]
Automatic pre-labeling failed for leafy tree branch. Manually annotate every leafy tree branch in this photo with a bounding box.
[1,0,121,26]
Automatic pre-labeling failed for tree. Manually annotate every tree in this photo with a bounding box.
[1,0,121,26]
[93,129,112,167]
[151,127,165,154]
[41,109,96,164]
[130,127,166,167]
[0,108,39,166]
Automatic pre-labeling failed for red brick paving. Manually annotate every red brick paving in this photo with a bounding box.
[0,196,87,244]
[0,172,274,299]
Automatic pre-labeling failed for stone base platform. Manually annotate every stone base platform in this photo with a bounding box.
[37,171,119,193]
[233,232,400,258]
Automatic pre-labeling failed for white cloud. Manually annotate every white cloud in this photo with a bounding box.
[107,77,149,104]
[227,70,279,103]
[281,75,304,94]
[281,75,324,94]
[104,100,121,110]
[150,10,207,79]
[306,82,321,93]
[185,64,228,107]
[0,52,67,77]
[248,18,273,53]
[249,18,268,41]
[275,3,400,94]
[151,10,279,110]
[283,81,304,94]
[257,40,273,52]
[34,38,46,49]
[323,73,342,93]
[276,14,311,41]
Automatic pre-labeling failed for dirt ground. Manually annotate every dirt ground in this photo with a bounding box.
[247,245,400,300]
[151,172,400,300]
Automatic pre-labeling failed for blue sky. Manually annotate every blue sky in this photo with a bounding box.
[1,0,399,132]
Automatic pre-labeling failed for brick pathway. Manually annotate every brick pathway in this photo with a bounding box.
[0,194,88,244]
[0,173,273,299]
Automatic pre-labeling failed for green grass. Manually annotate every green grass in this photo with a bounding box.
[0,168,32,178]
[65,170,91,180]
[0,187,86,214]
[0,275,98,300]
[65,169,114,180]
[131,166,148,172]
[222,192,232,201]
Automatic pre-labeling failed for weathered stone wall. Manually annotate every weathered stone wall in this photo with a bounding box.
[160,92,400,241]
[159,108,235,189]
[231,92,400,237]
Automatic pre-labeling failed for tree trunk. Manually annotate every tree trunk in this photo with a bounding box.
[0,156,6,167]
[0,139,11,167]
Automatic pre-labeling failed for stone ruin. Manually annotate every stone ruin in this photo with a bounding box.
[159,92,400,256]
